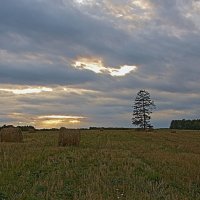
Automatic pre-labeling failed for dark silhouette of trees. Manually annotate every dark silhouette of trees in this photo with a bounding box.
[132,90,156,130]
[170,119,200,130]
[16,125,35,131]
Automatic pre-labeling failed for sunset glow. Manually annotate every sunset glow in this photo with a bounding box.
[36,115,86,128]
[41,119,64,125]
[69,120,81,124]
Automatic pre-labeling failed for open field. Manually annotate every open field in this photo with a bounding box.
[0,129,200,200]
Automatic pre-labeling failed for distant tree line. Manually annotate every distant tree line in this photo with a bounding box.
[17,126,36,132]
[170,119,200,130]
[0,124,14,131]
[0,125,36,132]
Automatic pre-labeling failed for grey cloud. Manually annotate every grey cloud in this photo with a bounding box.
[0,62,99,85]
[149,0,198,34]
[0,0,127,57]
[0,0,200,127]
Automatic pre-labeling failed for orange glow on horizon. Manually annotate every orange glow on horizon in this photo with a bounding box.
[36,115,86,128]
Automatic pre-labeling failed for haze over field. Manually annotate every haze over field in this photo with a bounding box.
[0,0,200,128]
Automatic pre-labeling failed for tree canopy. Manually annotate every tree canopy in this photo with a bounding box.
[170,119,200,130]
[132,90,156,129]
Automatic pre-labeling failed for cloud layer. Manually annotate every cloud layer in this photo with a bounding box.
[0,0,200,128]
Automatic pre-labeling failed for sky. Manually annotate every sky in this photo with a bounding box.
[0,0,200,128]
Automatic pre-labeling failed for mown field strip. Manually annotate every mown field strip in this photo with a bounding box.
[0,130,200,200]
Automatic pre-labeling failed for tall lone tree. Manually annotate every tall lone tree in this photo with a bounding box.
[132,90,156,129]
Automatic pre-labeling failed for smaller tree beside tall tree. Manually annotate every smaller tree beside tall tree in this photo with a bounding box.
[132,90,156,130]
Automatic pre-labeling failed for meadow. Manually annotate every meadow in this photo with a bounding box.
[0,129,200,200]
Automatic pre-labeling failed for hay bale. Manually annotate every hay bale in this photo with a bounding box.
[0,127,23,143]
[58,127,80,146]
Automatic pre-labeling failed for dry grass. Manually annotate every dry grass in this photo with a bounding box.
[0,127,23,143]
[58,128,80,146]
[0,129,200,199]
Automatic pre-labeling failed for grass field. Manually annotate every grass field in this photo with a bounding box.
[0,129,200,200]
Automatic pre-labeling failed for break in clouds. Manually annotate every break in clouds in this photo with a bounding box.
[0,0,200,128]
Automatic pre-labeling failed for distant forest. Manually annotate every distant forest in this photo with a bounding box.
[170,119,200,130]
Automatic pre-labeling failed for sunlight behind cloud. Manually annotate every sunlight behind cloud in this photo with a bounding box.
[42,119,80,126]
[132,0,152,10]
[63,88,98,95]
[73,57,103,73]
[38,115,86,119]
[72,0,154,31]
[102,0,153,21]
[109,65,137,76]
[1,112,86,129]
[42,119,64,126]
[39,119,81,128]
[0,87,53,95]
[37,115,86,128]
[72,57,137,76]
[73,0,95,6]
[69,120,81,124]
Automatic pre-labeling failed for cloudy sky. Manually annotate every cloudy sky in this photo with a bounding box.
[0,0,200,128]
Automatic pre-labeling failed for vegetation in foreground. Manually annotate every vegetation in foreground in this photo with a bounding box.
[0,130,200,200]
